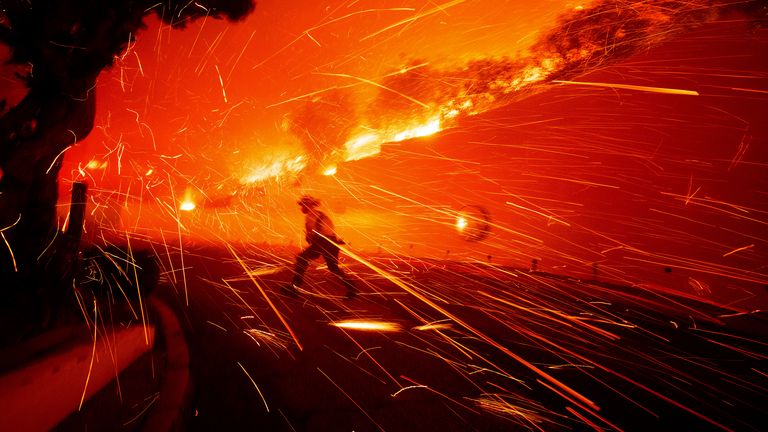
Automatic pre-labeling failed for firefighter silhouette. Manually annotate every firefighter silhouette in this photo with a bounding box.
[284,195,357,299]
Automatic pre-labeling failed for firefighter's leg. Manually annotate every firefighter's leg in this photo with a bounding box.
[323,246,357,297]
[291,246,320,288]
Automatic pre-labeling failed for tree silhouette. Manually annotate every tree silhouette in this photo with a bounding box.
[0,0,255,329]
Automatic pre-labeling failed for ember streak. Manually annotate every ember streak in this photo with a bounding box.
[281,0,767,176]
[1,1,766,429]
[36,0,764,303]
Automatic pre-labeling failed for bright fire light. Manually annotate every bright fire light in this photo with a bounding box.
[36,2,768,430]
[179,188,196,212]
[240,154,307,184]
[86,159,107,170]
[343,118,443,163]
[392,118,441,142]
[331,320,402,332]
[322,165,337,176]
[239,118,444,185]
[344,133,381,162]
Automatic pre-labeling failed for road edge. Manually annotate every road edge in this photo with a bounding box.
[142,296,193,432]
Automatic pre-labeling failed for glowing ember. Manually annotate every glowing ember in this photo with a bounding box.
[179,188,196,212]
[413,322,452,331]
[331,320,402,332]
[15,1,765,430]
[455,205,492,242]
[85,159,107,170]
[554,80,699,96]
[456,216,468,231]
[179,201,196,212]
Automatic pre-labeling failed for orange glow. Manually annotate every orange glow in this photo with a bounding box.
[344,117,442,162]
[26,3,768,429]
[48,0,768,313]
[85,159,107,170]
[179,201,196,212]
[391,118,441,142]
[344,133,381,161]
[554,80,699,96]
[240,154,306,184]
[237,118,443,185]
[414,323,452,331]
[456,216,468,231]
[331,320,402,332]
[179,188,196,212]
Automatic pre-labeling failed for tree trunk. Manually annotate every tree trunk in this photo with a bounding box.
[0,82,96,335]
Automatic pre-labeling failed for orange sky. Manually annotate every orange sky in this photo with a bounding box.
[5,1,765,306]
[62,1,569,185]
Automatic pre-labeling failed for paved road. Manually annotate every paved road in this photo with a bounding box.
[155,243,767,431]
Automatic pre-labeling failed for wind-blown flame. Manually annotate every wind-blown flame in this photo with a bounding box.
[344,117,442,161]
[240,154,307,184]
[239,0,750,186]
[239,118,442,184]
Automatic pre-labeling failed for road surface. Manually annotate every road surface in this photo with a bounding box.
[153,243,767,431]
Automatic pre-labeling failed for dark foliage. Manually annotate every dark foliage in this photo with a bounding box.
[0,0,255,341]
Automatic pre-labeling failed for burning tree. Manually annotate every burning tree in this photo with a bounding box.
[0,0,255,332]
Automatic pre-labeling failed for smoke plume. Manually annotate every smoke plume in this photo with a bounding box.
[284,89,356,174]
[284,1,766,174]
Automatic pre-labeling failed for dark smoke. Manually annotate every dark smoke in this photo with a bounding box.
[531,0,764,80]
[285,89,356,174]
[367,0,767,127]
[365,61,455,130]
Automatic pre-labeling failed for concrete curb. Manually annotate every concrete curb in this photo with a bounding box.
[0,324,155,432]
[142,296,192,432]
